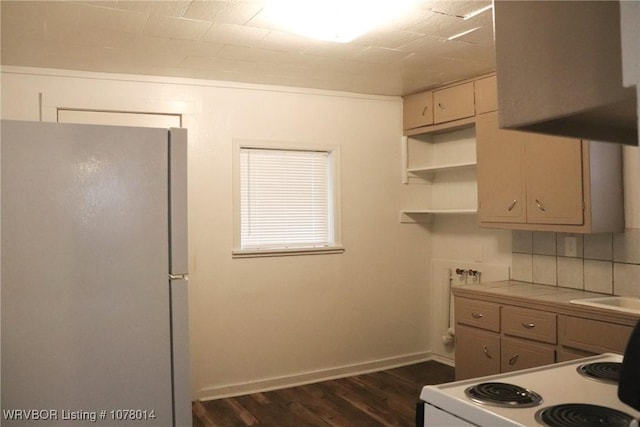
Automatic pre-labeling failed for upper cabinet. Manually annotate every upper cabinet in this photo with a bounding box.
[476,111,624,233]
[403,90,433,130]
[433,82,475,124]
[474,75,498,115]
[403,79,479,136]
[402,73,625,231]
[493,1,638,145]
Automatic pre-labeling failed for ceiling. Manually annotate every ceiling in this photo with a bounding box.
[0,0,496,96]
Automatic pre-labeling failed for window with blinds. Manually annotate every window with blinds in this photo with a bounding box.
[239,147,336,252]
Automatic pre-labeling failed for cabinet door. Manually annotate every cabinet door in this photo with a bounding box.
[475,75,498,114]
[501,337,555,373]
[434,82,475,124]
[476,111,527,223]
[559,315,633,354]
[455,325,500,380]
[403,91,433,130]
[525,134,584,224]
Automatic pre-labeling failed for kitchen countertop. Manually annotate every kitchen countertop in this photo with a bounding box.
[452,280,640,326]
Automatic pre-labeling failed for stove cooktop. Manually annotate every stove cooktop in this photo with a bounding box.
[576,361,622,384]
[420,354,640,427]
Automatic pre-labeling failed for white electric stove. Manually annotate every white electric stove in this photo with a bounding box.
[419,353,640,426]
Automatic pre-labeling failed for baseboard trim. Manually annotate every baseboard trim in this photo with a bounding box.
[197,351,434,401]
[428,353,455,367]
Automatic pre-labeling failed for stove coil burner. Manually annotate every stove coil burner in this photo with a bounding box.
[576,362,622,384]
[464,382,543,408]
[535,403,634,427]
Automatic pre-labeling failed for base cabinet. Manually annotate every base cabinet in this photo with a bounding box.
[501,337,555,373]
[455,325,500,380]
[454,293,637,380]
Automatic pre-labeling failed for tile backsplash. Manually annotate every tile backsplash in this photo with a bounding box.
[511,229,640,296]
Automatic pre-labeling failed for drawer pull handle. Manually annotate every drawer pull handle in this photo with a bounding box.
[438,102,446,111]
[482,345,493,359]
[522,322,536,329]
[535,199,546,212]
[509,354,520,366]
[471,312,484,319]
[507,199,518,211]
[422,106,429,116]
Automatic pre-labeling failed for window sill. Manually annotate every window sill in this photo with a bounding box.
[232,246,345,258]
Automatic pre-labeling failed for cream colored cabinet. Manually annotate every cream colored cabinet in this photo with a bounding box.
[502,306,557,344]
[476,110,624,233]
[559,315,633,355]
[455,297,557,380]
[403,91,434,130]
[456,325,501,380]
[474,75,498,114]
[433,82,475,124]
[476,112,526,223]
[454,285,640,379]
[501,337,555,373]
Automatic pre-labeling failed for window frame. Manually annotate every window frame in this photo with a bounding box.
[232,139,344,258]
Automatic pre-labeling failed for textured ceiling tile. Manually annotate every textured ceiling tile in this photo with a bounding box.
[428,0,492,18]
[77,3,148,34]
[0,2,46,40]
[143,15,212,41]
[398,35,464,58]
[356,30,423,50]
[454,25,493,45]
[405,10,472,39]
[356,46,412,64]
[114,1,191,18]
[164,39,224,58]
[201,23,269,47]
[184,1,262,25]
[0,0,497,96]
[255,30,321,53]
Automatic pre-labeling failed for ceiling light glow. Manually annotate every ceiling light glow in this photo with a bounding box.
[263,0,418,43]
[463,4,493,20]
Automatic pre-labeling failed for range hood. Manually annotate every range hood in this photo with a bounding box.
[493,1,638,145]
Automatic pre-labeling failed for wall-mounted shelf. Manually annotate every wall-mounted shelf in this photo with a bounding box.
[407,161,477,180]
[400,209,478,224]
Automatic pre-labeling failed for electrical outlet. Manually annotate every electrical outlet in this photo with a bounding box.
[565,236,578,257]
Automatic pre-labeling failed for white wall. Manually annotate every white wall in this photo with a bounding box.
[1,67,432,400]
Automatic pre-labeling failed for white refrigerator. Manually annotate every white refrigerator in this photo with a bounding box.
[1,120,191,427]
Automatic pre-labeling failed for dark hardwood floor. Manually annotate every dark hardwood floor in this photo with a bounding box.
[192,361,454,427]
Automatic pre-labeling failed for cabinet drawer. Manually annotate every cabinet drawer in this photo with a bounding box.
[433,82,475,124]
[475,75,498,114]
[501,336,555,373]
[455,298,500,332]
[403,91,434,130]
[559,315,633,354]
[502,306,556,344]
[455,325,500,380]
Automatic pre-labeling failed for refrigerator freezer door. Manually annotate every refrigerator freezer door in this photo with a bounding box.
[1,120,174,426]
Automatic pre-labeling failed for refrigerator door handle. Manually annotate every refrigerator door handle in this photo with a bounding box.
[169,128,189,276]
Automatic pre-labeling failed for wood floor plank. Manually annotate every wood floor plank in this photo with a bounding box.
[193,361,455,426]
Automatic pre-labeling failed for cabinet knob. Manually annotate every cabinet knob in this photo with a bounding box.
[482,345,493,359]
[507,199,518,211]
[522,322,536,329]
[471,312,484,319]
[535,199,546,212]
[509,354,520,366]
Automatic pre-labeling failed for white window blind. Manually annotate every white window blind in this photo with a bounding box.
[239,148,332,250]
